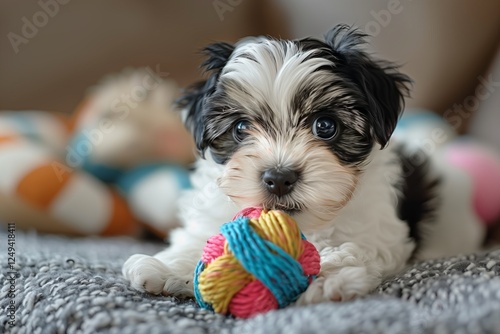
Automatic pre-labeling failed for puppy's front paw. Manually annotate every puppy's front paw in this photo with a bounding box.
[296,266,378,305]
[122,254,170,295]
[122,254,195,297]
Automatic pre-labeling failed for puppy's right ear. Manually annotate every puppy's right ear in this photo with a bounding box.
[324,25,411,148]
[177,42,235,157]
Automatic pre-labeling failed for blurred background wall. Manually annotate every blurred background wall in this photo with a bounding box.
[1,0,500,134]
[0,0,289,112]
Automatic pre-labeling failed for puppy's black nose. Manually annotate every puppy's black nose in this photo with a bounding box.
[262,169,299,197]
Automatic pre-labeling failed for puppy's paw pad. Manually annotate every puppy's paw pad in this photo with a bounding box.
[122,254,170,295]
[296,277,327,305]
[323,266,374,301]
[297,267,376,304]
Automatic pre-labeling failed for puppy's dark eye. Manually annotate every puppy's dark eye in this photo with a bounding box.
[312,116,337,140]
[233,120,251,142]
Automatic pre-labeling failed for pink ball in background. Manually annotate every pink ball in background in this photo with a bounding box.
[445,141,500,225]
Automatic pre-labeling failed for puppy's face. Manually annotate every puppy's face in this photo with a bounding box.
[180,25,410,226]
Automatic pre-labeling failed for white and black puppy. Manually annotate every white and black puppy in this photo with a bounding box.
[123,25,484,303]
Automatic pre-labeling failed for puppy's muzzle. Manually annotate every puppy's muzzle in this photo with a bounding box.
[262,168,299,197]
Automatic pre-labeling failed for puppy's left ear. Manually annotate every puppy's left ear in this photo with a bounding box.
[325,24,412,147]
[176,42,235,157]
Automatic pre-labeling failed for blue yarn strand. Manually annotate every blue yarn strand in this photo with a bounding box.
[193,261,213,310]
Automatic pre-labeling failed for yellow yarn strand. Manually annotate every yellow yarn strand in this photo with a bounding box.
[198,251,253,314]
[250,210,304,259]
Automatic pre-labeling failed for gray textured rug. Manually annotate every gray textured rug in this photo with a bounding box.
[2,228,500,334]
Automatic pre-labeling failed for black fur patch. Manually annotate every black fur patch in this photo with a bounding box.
[395,145,440,255]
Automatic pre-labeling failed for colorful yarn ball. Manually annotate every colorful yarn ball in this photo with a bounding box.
[193,207,320,318]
